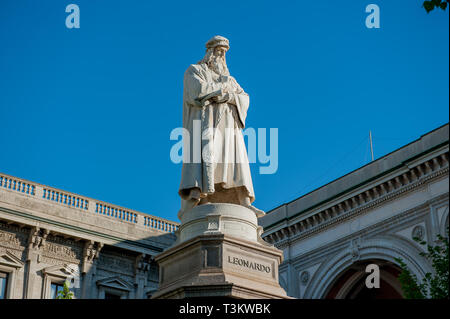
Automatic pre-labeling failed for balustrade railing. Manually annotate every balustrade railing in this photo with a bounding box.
[43,187,89,210]
[0,175,35,195]
[0,172,179,233]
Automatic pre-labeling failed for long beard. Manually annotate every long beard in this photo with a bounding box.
[209,57,229,76]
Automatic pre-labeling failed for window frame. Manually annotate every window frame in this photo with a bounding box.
[49,281,65,299]
[98,286,129,299]
[0,256,22,299]
[0,271,9,299]
[42,274,68,299]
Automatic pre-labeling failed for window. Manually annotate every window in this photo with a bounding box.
[0,272,8,299]
[50,282,64,299]
[104,292,121,299]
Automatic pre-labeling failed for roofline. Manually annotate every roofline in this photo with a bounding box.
[263,123,449,229]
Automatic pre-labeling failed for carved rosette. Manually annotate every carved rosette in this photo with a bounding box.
[300,271,310,285]
[411,225,425,241]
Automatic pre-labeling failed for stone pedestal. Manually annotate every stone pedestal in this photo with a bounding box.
[152,203,289,299]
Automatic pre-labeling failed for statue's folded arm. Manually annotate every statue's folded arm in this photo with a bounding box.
[184,65,222,107]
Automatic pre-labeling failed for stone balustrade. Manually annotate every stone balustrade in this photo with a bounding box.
[0,172,179,234]
[0,175,35,196]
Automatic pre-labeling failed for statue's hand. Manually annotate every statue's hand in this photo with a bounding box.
[211,92,230,104]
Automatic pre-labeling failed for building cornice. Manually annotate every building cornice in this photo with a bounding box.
[284,193,448,269]
[263,150,449,248]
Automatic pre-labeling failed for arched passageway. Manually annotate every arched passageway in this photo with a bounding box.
[324,259,403,299]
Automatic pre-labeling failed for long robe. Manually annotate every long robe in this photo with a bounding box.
[179,63,255,204]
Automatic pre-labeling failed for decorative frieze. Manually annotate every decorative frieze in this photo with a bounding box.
[0,233,22,262]
[42,243,79,262]
[40,234,83,264]
[98,253,135,275]
[0,230,26,250]
[0,222,28,252]
[0,246,25,261]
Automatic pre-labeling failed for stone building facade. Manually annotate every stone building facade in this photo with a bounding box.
[1,124,448,299]
[0,173,178,299]
[259,124,449,299]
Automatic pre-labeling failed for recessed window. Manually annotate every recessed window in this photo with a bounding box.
[0,272,8,299]
[104,292,121,299]
[50,282,64,299]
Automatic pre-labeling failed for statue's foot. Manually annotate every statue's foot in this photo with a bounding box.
[236,192,265,218]
[246,205,265,218]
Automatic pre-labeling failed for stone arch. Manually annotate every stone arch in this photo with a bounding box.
[326,259,403,299]
[438,205,449,237]
[278,271,288,292]
[304,235,432,299]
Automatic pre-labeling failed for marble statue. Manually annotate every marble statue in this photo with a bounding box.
[178,35,264,218]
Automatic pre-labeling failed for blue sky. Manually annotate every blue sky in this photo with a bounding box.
[0,0,448,222]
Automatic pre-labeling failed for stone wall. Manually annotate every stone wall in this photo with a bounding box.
[260,124,449,298]
[0,174,178,299]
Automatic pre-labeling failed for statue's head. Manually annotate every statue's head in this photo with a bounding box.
[199,35,230,76]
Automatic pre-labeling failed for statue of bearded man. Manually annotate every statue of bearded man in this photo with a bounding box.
[178,35,264,218]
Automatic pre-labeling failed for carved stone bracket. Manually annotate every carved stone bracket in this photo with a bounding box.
[28,227,49,250]
[135,253,152,275]
[26,227,49,262]
[82,241,103,274]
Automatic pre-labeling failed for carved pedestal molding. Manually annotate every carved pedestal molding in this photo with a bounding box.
[177,203,260,244]
[153,203,290,299]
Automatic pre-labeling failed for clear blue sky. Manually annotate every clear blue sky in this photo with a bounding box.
[0,0,448,222]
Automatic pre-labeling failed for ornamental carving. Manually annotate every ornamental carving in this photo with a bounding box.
[83,241,103,263]
[42,242,80,263]
[135,254,152,274]
[28,227,49,250]
[98,254,134,274]
[350,237,361,261]
[300,271,310,285]
[412,225,425,241]
[0,224,27,251]
[0,230,22,249]
[0,221,28,235]
[40,234,82,263]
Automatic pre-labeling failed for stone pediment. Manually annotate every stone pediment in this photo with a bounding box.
[43,264,76,279]
[96,276,133,291]
[0,250,24,268]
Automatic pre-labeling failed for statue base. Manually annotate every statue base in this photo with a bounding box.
[151,203,290,299]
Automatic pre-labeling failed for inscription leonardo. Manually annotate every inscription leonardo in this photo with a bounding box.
[227,255,271,273]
